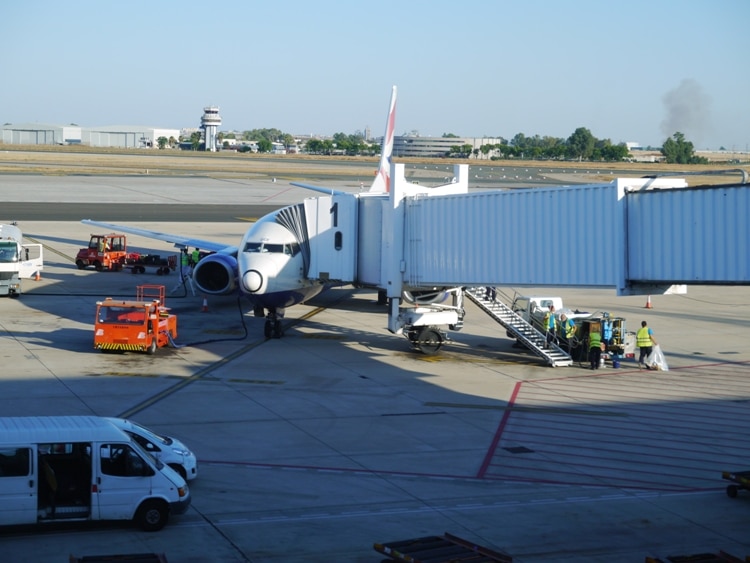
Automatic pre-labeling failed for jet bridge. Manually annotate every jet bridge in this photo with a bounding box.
[300,162,749,355]
[384,163,749,351]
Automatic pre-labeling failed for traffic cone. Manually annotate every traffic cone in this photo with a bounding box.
[201,297,209,312]
[34,271,41,281]
[644,295,652,309]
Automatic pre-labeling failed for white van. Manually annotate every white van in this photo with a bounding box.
[0,416,190,531]
[106,418,198,481]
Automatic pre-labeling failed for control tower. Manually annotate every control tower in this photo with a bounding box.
[201,106,222,152]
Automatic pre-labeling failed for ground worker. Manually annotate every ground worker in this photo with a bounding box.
[191,248,200,265]
[180,249,189,269]
[588,326,602,370]
[636,320,656,369]
[543,305,557,347]
[559,313,576,352]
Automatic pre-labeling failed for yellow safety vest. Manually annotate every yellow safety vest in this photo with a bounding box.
[636,327,652,348]
[563,320,576,338]
[589,331,601,350]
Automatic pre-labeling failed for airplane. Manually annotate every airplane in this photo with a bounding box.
[82,86,466,349]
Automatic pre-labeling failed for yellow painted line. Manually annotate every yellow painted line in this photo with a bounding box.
[24,235,76,263]
[226,378,285,385]
[87,372,159,378]
[117,297,333,419]
[301,333,346,340]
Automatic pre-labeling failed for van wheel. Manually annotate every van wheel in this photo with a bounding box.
[135,499,169,531]
[169,463,187,481]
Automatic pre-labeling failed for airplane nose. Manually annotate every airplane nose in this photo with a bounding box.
[242,270,263,293]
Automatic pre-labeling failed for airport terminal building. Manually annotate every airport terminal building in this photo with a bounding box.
[1,123,180,148]
[393,135,505,158]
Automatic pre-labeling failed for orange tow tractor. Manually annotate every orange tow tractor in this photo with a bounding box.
[94,285,177,354]
[76,233,129,271]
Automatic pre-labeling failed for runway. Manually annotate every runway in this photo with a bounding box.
[1,173,749,562]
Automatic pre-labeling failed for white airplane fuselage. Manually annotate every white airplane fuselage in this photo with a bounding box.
[237,214,325,311]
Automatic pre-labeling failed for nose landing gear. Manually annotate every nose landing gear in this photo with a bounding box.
[263,310,284,339]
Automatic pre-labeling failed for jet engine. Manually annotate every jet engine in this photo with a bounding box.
[192,253,238,295]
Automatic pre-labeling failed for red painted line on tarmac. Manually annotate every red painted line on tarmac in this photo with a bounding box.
[260,186,295,202]
[476,381,522,479]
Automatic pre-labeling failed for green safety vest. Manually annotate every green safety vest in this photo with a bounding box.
[192,250,200,263]
[589,331,602,350]
[636,327,652,348]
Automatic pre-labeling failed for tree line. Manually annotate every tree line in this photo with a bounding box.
[159,126,704,165]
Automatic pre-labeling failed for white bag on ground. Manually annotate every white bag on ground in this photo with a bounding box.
[647,344,669,371]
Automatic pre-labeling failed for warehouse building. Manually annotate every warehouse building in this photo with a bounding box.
[1,123,180,148]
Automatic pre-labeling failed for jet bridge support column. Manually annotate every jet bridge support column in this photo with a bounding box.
[383,163,469,354]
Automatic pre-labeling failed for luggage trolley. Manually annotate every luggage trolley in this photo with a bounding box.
[722,469,750,498]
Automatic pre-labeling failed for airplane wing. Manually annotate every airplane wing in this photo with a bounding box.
[289,182,349,196]
[81,219,238,254]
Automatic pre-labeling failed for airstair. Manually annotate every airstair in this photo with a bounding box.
[464,287,573,367]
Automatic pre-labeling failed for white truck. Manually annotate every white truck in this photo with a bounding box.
[0,224,44,297]
[509,295,590,332]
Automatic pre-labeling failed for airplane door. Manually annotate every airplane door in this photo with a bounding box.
[0,446,36,525]
[95,443,153,521]
[19,244,43,279]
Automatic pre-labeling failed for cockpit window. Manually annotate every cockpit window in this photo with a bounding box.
[244,242,264,252]
[244,241,299,256]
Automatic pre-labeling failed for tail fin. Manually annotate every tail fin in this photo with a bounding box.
[369,85,397,193]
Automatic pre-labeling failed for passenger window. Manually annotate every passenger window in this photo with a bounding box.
[0,447,30,477]
[100,444,153,477]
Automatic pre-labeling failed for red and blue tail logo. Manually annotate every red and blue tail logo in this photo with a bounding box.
[370,86,397,193]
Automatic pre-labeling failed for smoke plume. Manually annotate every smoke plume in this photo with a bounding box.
[660,79,711,144]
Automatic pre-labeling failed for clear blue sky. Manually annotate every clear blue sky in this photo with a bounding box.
[3,0,748,150]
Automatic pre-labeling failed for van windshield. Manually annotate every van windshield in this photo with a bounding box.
[128,436,163,471]
[130,421,172,446]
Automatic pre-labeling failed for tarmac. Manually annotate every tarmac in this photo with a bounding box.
[1,173,749,562]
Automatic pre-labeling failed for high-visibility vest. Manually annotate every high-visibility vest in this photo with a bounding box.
[563,319,576,338]
[544,312,556,330]
[589,331,602,350]
[636,327,652,348]
[192,249,200,263]
[181,252,189,266]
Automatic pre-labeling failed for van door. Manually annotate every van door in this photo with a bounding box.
[19,244,44,279]
[94,443,154,521]
[0,446,36,525]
